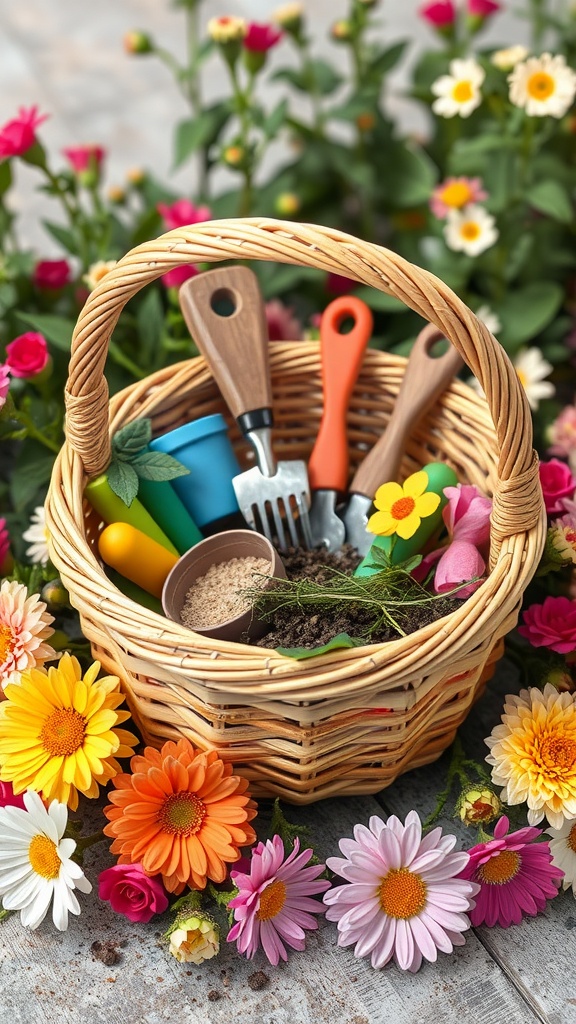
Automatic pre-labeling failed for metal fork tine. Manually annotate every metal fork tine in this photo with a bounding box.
[295,495,314,550]
[253,503,274,546]
[270,501,289,552]
[285,501,300,548]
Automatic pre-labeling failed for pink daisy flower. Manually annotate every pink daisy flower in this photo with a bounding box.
[227,835,331,965]
[323,811,478,973]
[459,816,562,927]
[0,580,57,691]
[430,176,488,219]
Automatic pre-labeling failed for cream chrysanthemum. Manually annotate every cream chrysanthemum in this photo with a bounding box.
[431,58,485,118]
[22,505,50,565]
[491,45,529,71]
[83,259,117,292]
[545,819,576,894]
[0,789,91,930]
[0,653,138,810]
[444,204,498,257]
[486,684,576,829]
[508,52,576,118]
[0,579,56,689]
[206,15,247,43]
[514,347,555,411]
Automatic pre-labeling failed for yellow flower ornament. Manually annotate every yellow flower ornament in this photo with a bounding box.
[367,471,441,541]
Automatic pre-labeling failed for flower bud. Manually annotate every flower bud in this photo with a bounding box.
[222,144,246,168]
[273,2,304,34]
[123,30,154,55]
[356,112,376,133]
[275,192,300,216]
[331,19,354,41]
[107,185,126,205]
[126,166,145,186]
[545,666,575,693]
[207,15,247,43]
[165,897,220,964]
[459,788,501,825]
[41,579,70,614]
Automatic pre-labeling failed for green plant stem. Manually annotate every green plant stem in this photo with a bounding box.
[10,406,60,453]
[184,2,209,200]
[228,63,255,216]
[40,168,91,268]
[296,37,325,139]
[72,830,106,861]
[529,0,547,49]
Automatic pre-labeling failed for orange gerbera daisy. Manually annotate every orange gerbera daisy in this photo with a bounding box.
[103,739,258,894]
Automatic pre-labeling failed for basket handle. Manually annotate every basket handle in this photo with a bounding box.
[64,218,542,559]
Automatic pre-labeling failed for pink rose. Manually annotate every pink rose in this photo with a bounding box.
[63,144,105,179]
[518,596,576,654]
[468,0,500,15]
[5,332,49,379]
[0,781,25,810]
[33,259,71,290]
[157,198,211,232]
[0,106,48,160]
[419,0,456,27]
[243,22,283,52]
[539,458,576,516]
[0,363,10,408]
[161,264,198,290]
[98,863,169,923]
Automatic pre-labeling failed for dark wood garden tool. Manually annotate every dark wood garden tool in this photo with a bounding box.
[308,296,373,550]
[179,267,313,552]
[341,324,464,556]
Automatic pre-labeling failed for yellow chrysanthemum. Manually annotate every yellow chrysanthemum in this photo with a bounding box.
[0,653,138,811]
[367,471,441,541]
[485,684,576,829]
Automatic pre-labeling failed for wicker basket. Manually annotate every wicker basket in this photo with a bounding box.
[46,219,546,804]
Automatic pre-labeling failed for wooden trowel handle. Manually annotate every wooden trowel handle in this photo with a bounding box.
[179,267,273,429]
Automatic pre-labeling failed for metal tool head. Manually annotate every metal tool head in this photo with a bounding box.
[341,492,373,556]
[308,490,346,551]
[233,461,313,553]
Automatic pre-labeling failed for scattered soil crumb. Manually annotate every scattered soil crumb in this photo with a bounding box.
[91,940,122,966]
[248,970,270,990]
[207,990,221,1002]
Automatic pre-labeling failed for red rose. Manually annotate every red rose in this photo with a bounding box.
[5,332,49,379]
[518,596,576,655]
[539,458,576,516]
[156,198,211,231]
[418,0,456,27]
[33,259,71,290]
[243,22,283,52]
[0,106,48,160]
[98,863,169,923]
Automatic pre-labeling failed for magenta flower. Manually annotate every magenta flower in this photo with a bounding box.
[539,458,576,516]
[157,198,212,231]
[161,265,198,290]
[0,106,48,160]
[243,22,283,52]
[33,259,71,291]
[518,595,576,654]
[0,364,10,410]
[323,811,478,973]
[63,143,105,175]
[418,0,456,28]
[433,484,492,597]
[459,817,562,927]
[265,299,303,341]
[468,0,500,15]
[98,863,169,923]
[0,780,25,811]
[227,835,330,966]
[5,332,49,379]
[326,272,358,296]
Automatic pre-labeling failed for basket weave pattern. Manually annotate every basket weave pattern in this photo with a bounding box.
[46,219,546,803]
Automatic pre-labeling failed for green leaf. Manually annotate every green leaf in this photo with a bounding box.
[136,287,165,366]
[526,180,573,224]
[262,99,288,140]
[9,447,54,511]
[367,41,408,77]
[15,312,75,351]
[0,160,12,196]
[495,282,564,348]
[112,418,152,458]
[131,451,190,481]
[276,633,365,660]
[106,460,139,506]
[354,286,406,312]
[173,103,231,170]
[381,144,437,208]
[274,60,342,96]
[41,220,79,256]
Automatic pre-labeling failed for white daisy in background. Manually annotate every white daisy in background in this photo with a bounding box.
[491,45,529,72]
[83,259,117,292]
[0,579,56,690]
[0,790,92,930]
[22,505,50,565]
[514,347,555,410]
[444,204,498,256]
[546,819,576,895]
[431,58,485,118]
[475,305,501,337]
[509,52,576,118]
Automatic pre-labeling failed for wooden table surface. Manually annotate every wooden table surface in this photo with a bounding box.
[1,658,574,1024]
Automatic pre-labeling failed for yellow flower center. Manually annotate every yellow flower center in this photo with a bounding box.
[379,868,427,919]
[28,834,61,880]
[477,849,520,885]
[516,368,527,387]
[440,182,473,208]
[0,624,14,663]
[452,80,474,103]
[158,792,206,835]
[539,734,576,774]
[256,879,287,921]
[568,824,576,853]
[460,221,481,241]
[41,708,86,757]
[527,71,555,101]
[390,496,416,521]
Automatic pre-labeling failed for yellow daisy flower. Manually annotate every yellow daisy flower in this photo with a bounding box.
[367,470,441,541]
[0,653,138,811]
[485,684,576,829]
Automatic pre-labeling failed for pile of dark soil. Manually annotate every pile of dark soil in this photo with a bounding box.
[253,545,458,651]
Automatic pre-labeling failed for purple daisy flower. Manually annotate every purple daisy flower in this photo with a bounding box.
[323,810,479,972]
[227,835,331,966]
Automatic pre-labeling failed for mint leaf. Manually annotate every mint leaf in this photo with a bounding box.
[107,460,139,506]
[131,451,190,481]
[112,418,152,459]
[276,633,365,660]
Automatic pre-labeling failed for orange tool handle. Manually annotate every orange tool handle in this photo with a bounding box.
[308,296,373,493]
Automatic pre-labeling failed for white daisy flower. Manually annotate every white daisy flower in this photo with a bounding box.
[431,58,485,118]
[546,819,576,894]
[475,304,501,336]
[491,45,529,71]
[444,204,498,256]
[0,790,92,931]
[509,52,576,118]
[514,347,555,410]
[22,505,50,565]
